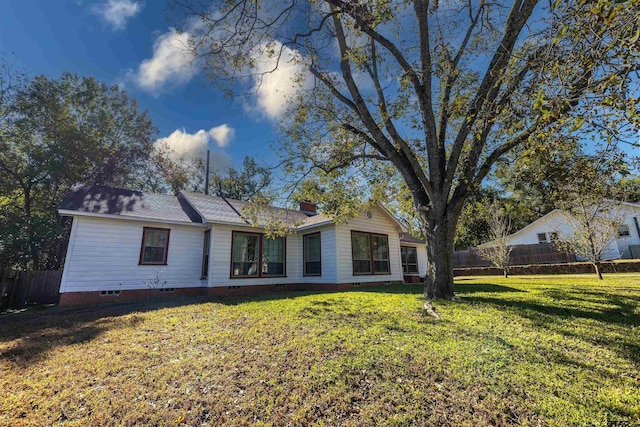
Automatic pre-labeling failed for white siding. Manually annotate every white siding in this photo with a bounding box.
[299,226,338,284]
[614,205,640,258]
[208,224,297,287]
[207,224,339,287]
[506,210,620,260]
[335,206,405,283]
[61,216,207,292]
[417,245,427,277]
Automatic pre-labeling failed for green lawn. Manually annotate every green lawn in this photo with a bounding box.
[1,274,639,426]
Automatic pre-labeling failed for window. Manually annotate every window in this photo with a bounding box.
[231,232,286,278]
[100,290,120,296]
[401,246,419,274]
[549,232,558,242]
[619,224,631,237]
[351,231,390,275]
[262,236,285,276]
[303,232,322,276]
[201,229,211,279]
[139,228,170,265]
[537,233,547,244]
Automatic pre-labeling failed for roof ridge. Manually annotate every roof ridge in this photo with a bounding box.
[221,195,251,225]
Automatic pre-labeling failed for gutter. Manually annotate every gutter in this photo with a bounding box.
[57,209,207,227]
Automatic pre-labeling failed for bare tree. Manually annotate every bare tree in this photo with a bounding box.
[172,0,639,300]
[554,199,623,280]
[477,202,513,278]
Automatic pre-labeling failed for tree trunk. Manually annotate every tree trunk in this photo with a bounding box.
[24,184,40,271]
[593,262,603,280]
[503,269,509,278]
[423,208,458,300]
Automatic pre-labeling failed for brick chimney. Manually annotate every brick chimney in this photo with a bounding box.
[299,201,317,215]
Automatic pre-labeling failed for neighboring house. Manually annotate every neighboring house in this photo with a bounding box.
[495,201,640,260]
[58,184,427,306]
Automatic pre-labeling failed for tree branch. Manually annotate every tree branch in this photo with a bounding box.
[445,0,539,197]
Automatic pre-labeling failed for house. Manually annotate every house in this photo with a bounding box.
[57,184,427,306]
[495,201,640,260]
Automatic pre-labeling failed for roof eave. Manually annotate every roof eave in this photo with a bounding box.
[58,209,206,227]
[374,202,409,233]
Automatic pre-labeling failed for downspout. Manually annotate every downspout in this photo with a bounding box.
[634,217,640,239]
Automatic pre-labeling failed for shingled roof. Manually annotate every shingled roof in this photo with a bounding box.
[59,184,203,224]
[183,192,316,227]
[60,185,405,232]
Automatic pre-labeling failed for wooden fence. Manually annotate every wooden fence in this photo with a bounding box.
[0,269,62,310]
[453,243,576,269]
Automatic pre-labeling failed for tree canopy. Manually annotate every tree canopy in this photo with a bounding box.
[211,156,272,200]
[174,0,639,299]
[0,69,156,269]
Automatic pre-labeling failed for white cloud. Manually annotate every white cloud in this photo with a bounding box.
[132,21,308,117]
[156,125,235,163]
[92,0,142,30]
[208,124,235,148]
[134,28,196,93]
[249,41,309,120]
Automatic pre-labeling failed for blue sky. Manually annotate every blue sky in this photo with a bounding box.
[0,0,279,172]
[1,1,636,181]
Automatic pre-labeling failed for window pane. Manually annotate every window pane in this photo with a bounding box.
[232,262,258,276]
[263,237,284,263]
[374,260,389,273]
[304,234,321,275]
[232,234,259,262]
[304,234,321,262]
[262,237,284,276]
[408,264,418,274]
[145,229,167,247]
[142,229,169,264]
[143,246,165,263]
[406,247,417,263]
[263,262,284,276]
[305,260,321,275]
[352,233,371,260]
[202,230,211,278]
[372,235,388,260]
[401,247,407,264]
[354,260,371,274]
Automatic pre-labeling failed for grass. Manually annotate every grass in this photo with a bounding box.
[1,274,639,426]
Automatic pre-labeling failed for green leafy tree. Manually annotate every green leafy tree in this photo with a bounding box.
[176,0,639,300]
[0,70,156,270]
[612,175,640,202]
[211,156,272,200]
[138,141,205,195]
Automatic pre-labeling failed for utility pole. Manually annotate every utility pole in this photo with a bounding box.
[205,149,210,195]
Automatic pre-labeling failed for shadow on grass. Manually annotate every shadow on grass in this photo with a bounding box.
[455,284,525,294]
[464,291,640,366]
[464,294,639,327]
[0,286,421,366]
[0,296,210,366]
